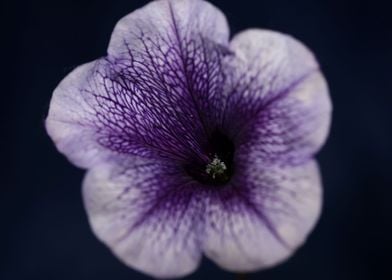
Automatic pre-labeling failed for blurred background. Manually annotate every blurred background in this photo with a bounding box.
[2,0,391,279]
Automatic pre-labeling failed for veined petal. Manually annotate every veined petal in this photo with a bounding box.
[83,158,205,279]
[47,0,232,166]
[221,29,331,162]
[238,72,331,165]
[202,160,321,271]
[108,0,229,57]
[46,61,111,168]
[107,0,231,147]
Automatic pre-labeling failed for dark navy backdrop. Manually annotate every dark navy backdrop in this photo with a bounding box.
[3,0,391,279]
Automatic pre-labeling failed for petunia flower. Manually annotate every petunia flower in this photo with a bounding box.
[46,0,332,278]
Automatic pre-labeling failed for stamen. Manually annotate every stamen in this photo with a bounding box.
[206,155,227,179]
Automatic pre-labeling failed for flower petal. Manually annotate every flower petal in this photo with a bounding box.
[108,0,229,57]
[47,0,232,166]
[107,0,231,138]
[239,72,331,165]
[202,160,321,271]
[221,29,331,162]
[46,61,111,168]
[83,158,204,278]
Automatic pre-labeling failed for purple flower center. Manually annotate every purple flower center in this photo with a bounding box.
[185,130,234,186]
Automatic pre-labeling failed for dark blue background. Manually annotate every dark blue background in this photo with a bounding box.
[3,0,392,279]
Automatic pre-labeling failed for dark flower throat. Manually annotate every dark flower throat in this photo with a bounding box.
[185,130,235,186]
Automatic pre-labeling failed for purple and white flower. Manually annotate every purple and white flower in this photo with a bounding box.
[46,0,332,278]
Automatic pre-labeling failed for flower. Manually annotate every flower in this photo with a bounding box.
[46,0,332,278]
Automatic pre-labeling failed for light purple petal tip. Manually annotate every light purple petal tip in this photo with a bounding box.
[108,0,230,58]
[46,60,108,168]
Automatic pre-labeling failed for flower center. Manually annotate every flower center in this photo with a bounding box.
[185,130,234,186]
[206,155,227,179]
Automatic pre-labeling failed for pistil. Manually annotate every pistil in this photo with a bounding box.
[206,155,227,179]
